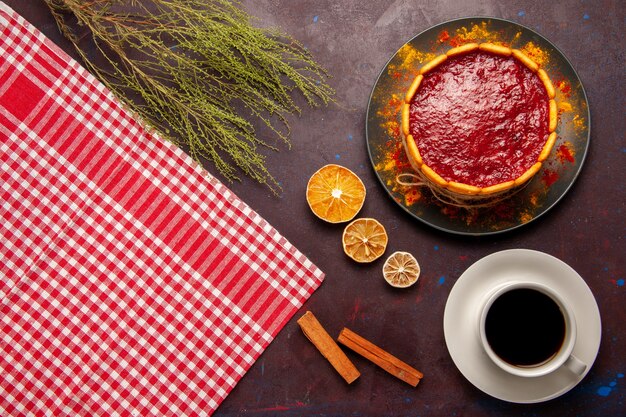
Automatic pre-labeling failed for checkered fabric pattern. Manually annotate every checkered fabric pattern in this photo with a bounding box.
[0,4,324,416]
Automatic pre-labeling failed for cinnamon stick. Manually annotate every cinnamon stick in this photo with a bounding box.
[337,327,423,387]
[297,312,360,384]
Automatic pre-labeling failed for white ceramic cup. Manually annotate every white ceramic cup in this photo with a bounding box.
[478,281,587,378]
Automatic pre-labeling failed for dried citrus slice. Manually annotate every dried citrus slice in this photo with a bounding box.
[306,164,366,223]
[382,251,420,288]
[342,218,388,263]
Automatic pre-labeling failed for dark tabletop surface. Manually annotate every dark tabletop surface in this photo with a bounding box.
[7,1,624,416]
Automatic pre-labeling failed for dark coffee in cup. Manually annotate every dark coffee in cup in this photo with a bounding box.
[485,288,565,367]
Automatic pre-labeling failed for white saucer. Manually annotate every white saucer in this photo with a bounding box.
[443,249,602,403]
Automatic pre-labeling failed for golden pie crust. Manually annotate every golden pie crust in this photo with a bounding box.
[402,43,558,196]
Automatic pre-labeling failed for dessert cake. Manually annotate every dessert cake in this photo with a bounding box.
[401,43,557,197]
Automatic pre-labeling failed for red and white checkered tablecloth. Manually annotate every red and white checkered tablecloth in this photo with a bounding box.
[0,4,324,416]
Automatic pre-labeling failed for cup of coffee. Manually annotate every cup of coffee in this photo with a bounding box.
[478,281,586,378]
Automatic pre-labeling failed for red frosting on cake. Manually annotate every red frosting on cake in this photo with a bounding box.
[408,51,550,188]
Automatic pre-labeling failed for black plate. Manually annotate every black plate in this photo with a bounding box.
[365,17,590,236]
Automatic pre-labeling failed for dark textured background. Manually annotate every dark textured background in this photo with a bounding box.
[6,1,624,416]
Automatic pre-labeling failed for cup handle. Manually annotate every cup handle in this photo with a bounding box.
[564,355,587,376]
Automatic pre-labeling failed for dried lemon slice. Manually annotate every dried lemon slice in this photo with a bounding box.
[306,164,366,223]
[342,218,388,263]
[382,251,420,288]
